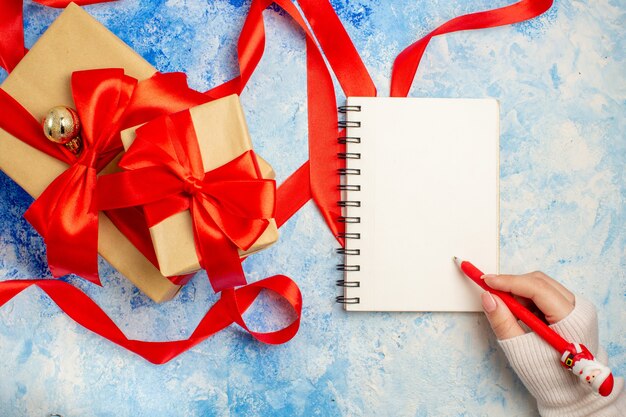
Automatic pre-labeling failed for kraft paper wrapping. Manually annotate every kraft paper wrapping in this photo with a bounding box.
[120,95,279,277]
[0,4,182,303]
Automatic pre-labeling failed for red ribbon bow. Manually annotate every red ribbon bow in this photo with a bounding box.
[97,110,276,292]
[23,69,138,284]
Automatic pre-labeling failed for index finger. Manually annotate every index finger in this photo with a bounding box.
[482,272,574,323]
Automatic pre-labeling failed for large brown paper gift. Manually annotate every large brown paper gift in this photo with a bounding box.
[0,4,181,302]
[120,95,279,278]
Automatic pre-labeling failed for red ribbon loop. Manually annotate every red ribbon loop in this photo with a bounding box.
[221,275,303,345]
[97,110,276,293]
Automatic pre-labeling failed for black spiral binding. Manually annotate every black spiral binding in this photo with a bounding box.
[336,105,362,305]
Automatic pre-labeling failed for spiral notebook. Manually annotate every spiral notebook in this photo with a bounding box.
[337,97,499,312]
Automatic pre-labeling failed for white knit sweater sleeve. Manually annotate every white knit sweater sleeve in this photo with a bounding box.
[497,296,626,417]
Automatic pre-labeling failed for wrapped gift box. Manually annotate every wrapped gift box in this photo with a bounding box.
[120,95,279,277]
[0,4,180,302]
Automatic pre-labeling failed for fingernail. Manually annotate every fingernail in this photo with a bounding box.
[481,292,497,313]
[481,274,496,280]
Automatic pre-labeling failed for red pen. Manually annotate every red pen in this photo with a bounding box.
[454,257,614,397]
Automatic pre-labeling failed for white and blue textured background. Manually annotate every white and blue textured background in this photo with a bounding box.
[0,1,624,416]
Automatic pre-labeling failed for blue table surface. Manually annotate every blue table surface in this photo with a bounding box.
[1,1,624,416]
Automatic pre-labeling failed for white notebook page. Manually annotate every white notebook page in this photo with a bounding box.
[341,97,499,312]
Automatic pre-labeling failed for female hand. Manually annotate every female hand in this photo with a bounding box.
[480,271,575,340]
[478,272,625,415]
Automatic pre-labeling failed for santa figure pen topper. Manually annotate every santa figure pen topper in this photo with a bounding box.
[454,257,614,397]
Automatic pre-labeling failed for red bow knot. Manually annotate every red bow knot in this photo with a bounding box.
[76,146,101,169]
[97,110,276,293]
[183,175,204,197]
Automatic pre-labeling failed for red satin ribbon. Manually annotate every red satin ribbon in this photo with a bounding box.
[0,276,301,364]
[202,0,378,246]
[97,111,276,293]
[390,0,554,97]
[0,0,554,363]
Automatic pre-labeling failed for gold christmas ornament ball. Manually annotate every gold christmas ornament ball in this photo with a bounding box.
[42,106,81,144]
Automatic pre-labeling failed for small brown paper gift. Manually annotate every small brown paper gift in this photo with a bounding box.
[120,95,279,278]
[0,4,181,302]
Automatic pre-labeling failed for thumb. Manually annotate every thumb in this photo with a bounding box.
[481,292,525,340]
